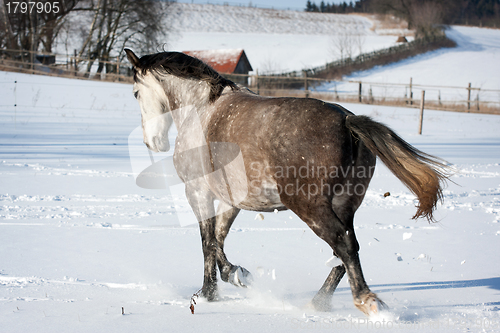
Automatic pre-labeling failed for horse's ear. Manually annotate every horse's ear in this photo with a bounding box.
[125,48,140,69]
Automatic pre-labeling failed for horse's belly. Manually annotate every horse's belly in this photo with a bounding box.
[236,182,285,212]
[210,178,284,212]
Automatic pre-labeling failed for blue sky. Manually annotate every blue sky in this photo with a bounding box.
[174,0,348,11]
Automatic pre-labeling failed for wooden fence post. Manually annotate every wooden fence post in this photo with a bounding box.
[303,70,309,98]
[358,82,362,103]
[255,70,260,95]
[14,80,17,128]
[467,82,471,112]
[73,49,77,75]
[418,90,425,135]
[409,77,413,105]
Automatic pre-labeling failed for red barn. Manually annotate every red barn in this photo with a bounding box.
[183,49,253,84]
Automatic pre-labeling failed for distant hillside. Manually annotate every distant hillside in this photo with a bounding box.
[169,3,372,35]
[167,3,413,73]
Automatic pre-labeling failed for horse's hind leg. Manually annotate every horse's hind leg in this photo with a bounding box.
[335,225,384,315]
[215,201,252,287]
[281,195,382,315]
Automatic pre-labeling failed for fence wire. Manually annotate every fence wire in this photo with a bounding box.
[1,48,499,114]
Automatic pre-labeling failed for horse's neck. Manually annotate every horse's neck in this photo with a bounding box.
[162,76,211,129]
[170,104,195,129]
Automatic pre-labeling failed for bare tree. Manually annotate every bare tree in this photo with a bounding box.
[75,0,171,75]
[353,32,366,55]
[330,30,355,62]
[371,0,416,29]
[371,0,446,37]
[411,1,444,38]
[1,0,79,53]
[38,1,80,52]
[0,0,15,49]
[259,52,284,75]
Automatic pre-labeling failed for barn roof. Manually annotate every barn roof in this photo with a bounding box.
[183,49,253,74]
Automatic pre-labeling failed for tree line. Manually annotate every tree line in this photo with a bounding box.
[305,0,370,14]
[0,0,172,75]
[305,0,500,29]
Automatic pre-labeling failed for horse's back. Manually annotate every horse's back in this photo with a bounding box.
[204,92,363,211]
[211,92,351,149]
[213,92,353,165]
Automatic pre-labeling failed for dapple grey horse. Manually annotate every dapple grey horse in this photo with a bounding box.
[125,49,448,315]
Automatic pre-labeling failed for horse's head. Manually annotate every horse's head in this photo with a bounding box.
[125,48,238,152]
[125,49,173,153]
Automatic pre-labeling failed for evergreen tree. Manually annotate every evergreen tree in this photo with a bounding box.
[320,1,326,12]
[305,0,314,12]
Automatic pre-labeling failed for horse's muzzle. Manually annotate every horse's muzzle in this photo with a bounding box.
[145,137,170,153]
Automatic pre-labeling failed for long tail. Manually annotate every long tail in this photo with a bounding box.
[345,115,450,222]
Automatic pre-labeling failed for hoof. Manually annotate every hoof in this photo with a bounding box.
[228,266,253,288]
[354,293,386,316]
[201,285,219,302]
[308,297,332,312]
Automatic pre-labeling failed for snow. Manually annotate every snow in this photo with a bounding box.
[2,5,500,333]
[169,3,372,35]
[167,5,499,104]
[320,26,500,104]
[171,32,404,74]
[167,3,410,73]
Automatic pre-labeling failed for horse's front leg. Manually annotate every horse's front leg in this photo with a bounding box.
[215,201,252,287]
[185,184,218,301]
[310,263,346,311]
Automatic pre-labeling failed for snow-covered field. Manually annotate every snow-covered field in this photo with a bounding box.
[2,69,500,333]
[2,4,500,333]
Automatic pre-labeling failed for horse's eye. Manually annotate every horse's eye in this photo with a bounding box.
[134,91,139,99]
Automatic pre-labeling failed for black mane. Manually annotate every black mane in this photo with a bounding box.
[134,51,238,103]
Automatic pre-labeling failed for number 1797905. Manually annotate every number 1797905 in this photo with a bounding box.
[6,1,60,14]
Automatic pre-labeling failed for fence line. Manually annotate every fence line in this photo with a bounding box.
[347,80,482,91]
[1,48,499,114]
[0,48,133,83]
[260,35,452,79]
